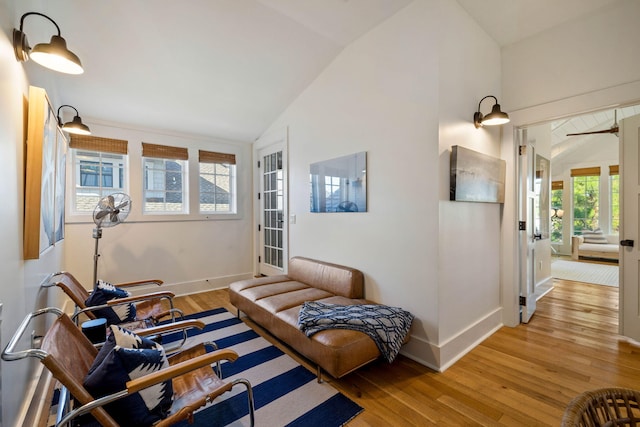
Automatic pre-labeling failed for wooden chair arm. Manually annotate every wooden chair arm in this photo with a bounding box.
[116,279,163,288]
[126,349,238,394]
[134,319,205,337]
[105,291,175,306]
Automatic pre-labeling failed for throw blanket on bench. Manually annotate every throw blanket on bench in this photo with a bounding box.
[298,301,413,363]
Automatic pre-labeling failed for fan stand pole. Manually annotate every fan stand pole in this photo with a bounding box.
[92,228,102,289]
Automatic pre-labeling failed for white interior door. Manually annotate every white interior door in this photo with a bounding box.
[256,140,288,276]
[519,135,537,323]
[620,113,640,340]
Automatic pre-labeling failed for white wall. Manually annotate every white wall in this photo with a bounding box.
[502,0,640,112]
[63,121,254,294]
[262,0,504,370]
[271,0,439,343]
[436,0,504,368]
[0,1,66,425]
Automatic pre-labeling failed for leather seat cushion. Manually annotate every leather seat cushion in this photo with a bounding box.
[238,281,310,302]
[256,288,333,313]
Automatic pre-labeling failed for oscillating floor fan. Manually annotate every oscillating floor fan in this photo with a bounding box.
[92,193,132,288]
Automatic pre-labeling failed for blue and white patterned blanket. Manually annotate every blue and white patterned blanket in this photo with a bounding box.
[297,301,414,363]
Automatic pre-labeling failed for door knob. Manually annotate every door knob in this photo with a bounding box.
[620,239,634,247]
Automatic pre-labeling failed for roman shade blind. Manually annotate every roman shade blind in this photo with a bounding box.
[571,167,600,177]
[198,150,236,165]
[142,143,188,160]
[609,165,619,175]
[552,181,563,190]
[69,134,128,155]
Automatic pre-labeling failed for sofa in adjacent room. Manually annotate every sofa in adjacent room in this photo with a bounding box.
[571,229,620,262]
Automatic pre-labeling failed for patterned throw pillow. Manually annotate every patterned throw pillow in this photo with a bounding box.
[84,326,173,426]
[84,280,137,325]
[582,228,608,244]
[88,325,160,376]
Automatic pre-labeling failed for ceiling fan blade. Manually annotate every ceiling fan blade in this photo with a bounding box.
[566,126,619,136]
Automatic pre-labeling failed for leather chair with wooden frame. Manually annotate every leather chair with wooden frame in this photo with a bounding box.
[44,271,183,327]
[2,307,255,427]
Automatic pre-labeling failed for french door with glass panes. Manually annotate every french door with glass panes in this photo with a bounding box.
[258,147,287,276]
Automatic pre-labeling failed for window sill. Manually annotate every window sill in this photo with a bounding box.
[65,212,241,224]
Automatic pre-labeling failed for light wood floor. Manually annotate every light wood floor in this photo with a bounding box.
[173,280,640,426]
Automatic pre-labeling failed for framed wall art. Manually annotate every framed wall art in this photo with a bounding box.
[54,125,67,243]
[24,86,67,259]
[450,145,506,204]
[310,151,367,213]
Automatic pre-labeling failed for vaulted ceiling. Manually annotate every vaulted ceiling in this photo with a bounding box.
[456,0,620,47]
[19,0,413,142]
[550,104,640,159]
[16,0,631,144]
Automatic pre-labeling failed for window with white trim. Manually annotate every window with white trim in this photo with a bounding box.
[551,180,563,243]
[571,167,600,234]
[69,134,128,213]
[610,165,619,234]
[142,142,188,214]
[199,150,236,213]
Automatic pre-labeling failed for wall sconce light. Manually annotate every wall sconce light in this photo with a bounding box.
[473,95,510,128]
[57,105,91,135]
[13,12,84,74]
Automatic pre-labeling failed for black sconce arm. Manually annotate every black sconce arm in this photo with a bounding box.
[19,12,62,36]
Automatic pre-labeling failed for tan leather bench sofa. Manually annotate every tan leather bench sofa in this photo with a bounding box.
[229,256,381,380]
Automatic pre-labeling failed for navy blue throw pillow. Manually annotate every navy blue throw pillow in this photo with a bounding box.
[88,325,160,377]
[84,280,136,325]
[84,327,173,426]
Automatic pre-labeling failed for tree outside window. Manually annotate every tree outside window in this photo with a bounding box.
[610,172,619,233]
[572,174,600,233]
[551,183,563,243]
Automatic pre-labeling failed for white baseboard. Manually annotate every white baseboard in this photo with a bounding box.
[438,308,503,371]
[127,272,253,297]
[535,277,554,300]
[399,308,503,372]
[398,337,440,371]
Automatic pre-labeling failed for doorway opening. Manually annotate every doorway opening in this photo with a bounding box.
[517,103,640,324]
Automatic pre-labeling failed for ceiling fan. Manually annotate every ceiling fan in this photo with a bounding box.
[566,110,618,137]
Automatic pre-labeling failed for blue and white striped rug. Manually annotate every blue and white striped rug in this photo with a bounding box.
[165,308,363,427]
